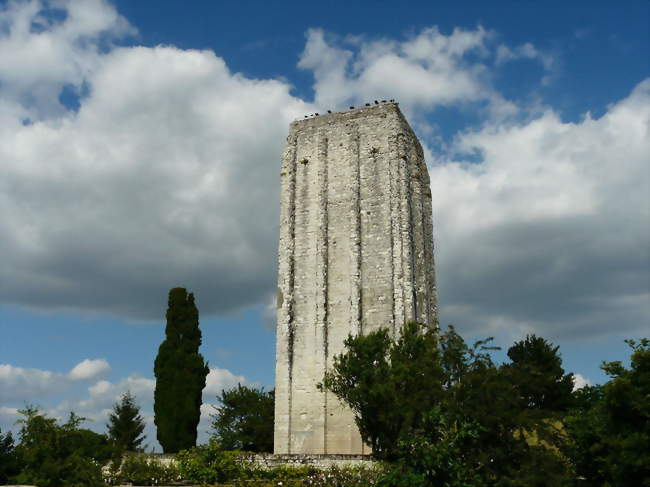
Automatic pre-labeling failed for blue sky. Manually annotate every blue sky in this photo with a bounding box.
[1,0,648,449]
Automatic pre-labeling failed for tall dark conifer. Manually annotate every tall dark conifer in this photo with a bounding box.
[154,287,209,452]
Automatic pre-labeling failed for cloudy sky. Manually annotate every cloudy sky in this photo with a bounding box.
[1,0,648,449]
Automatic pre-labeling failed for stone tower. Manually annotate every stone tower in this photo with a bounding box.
[274,102,437,455]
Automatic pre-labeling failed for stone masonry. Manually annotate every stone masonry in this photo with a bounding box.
[274,102,437,455]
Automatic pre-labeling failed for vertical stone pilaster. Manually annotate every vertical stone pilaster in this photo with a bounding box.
[397,133,416,323]
[315,133,329,453]
[349,128,362,337]
[274,134,298,453]
[390,134,405,333]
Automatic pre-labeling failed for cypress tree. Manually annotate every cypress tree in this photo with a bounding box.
[154,287,209,452]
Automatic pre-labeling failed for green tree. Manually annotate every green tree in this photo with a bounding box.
[433,327,572,486]
[107,390,146,452]
[504,334,574,412]
[323,324,574,485]
[599,338,650,485]
[0,427,20,483]
[564,338,650,486]
[321,321,443,459]
[12,407,104,487]
[211,384,274,452]
[154,287,209,452]
[562,385,609,487]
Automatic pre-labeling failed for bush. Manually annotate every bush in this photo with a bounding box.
[176,438,244,483]
[222,465,381,487]
[303,465,382,487]
[11,407,105,487]
[103,452,180,486]
[0,428,20,483]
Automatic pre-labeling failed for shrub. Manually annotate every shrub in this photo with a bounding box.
[176,438,244,483]
[12,407,105,487]
[103,452,180,486]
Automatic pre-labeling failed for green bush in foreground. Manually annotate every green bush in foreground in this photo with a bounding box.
[176,440,381,486]
[176,438,245,483]
[11,407,104,487]
[104,452,180,486]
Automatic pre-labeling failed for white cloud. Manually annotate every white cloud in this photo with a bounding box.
[432,79,650,340]
[573,373,592,391]
[68,358,110,380]
[0,363,67,402]
[0,363,246,448]
[496,42,554,71]
[0,0,311,320]
[203,367,247,397]
[298,27,496,114]
[0,0,135,119]
[0,1,646,346]
[0,358,112,403]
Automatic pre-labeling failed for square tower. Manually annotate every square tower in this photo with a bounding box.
[274,102,437,454]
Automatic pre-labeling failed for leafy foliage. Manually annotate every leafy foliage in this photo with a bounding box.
[322,323,575,485]
[154,287,209,452]
[107,390,146,452]
[176,438,245,483]
[0,427,20,483]
[103,452,180,486]
[378,406,483,487]
[564,338,650,486]
[176,441,381,487]
[11,407,105,487]
[504,334,574,412]
[211,383,275,452]
[321,321,443,459]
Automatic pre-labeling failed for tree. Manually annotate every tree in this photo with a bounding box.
[503,334,574,412]
[211,384,274,452]
[154,287,209,452]
[323,323,574,485]
[321,321,443,459]
[0,427,20,483]
[562,385,609,487]
[12,407,105,487]
[564,338,650,486]
[107,390,146,452]
[598,338,650,485]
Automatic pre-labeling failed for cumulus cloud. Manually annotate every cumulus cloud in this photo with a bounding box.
[0,363,246,448]
[0,358,109,402]
[81,366,246,446]
[0,0,647,345]
[572,373,592,391]
[432,79,650,340]
[0,0,135,119]
[0,0,310,320]
[298,27,496,114]
[203,366,246,397]
[68,358,110,380]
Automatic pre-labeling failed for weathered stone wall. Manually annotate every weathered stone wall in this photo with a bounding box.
[239,453,376,470]
[275,102,437,455]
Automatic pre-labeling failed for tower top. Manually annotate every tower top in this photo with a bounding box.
[292,101,406,131]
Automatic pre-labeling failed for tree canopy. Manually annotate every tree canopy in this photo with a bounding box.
[322,322,443,459]
[107,390,146,452]
[211,384,274,452]
[322,324,576,485]
[154,287,209,453]
[10,407,107,487]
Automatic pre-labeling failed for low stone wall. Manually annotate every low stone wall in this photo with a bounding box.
[239,453,376,470]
